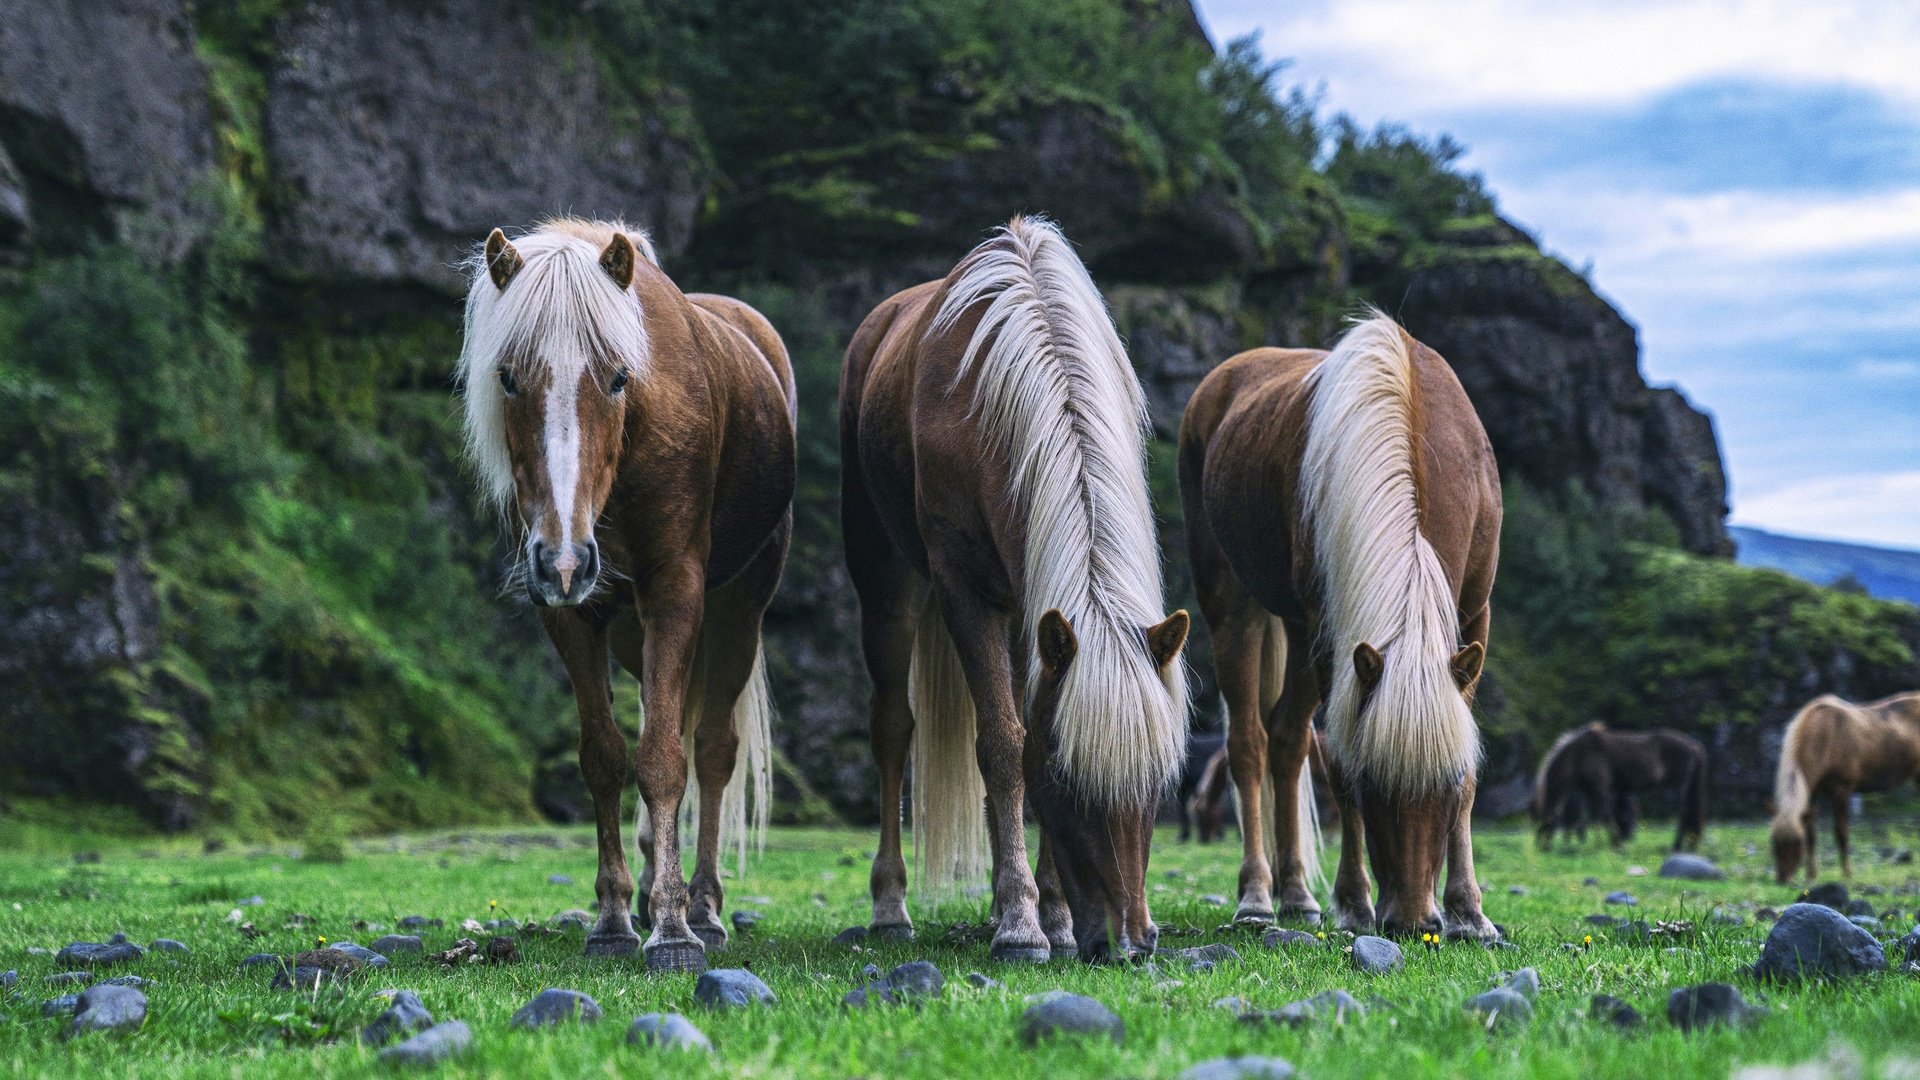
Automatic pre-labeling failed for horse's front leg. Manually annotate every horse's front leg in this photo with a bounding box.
[1442,771,1496,939]
[633,560,709,973]
[541,608,640,958]
[1035,833,1076,952]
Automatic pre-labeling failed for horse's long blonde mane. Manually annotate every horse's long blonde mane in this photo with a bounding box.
[458,218,657,510]
[1303,313,1478,797]
[930,216,1188,807]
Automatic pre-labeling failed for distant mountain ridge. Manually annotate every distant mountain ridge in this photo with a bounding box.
[1731,526,1920,606]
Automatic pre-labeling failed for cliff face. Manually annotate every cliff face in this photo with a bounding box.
[0,0,1757,829]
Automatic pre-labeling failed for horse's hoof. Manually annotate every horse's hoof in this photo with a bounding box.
[1332,908,1376,934]
[989,942,1051,965]
[1276,906,1323,926]
[584,932,641,959]
[869,923,915,943]
[644,939,707,974]
[691,923,728,950]
[1232,909,1274,927]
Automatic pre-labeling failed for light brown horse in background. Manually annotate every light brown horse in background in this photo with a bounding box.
[841,216,1190,963]
[461,219,795,972]
[1771,691,1920,883]
[1180,315,1501,938]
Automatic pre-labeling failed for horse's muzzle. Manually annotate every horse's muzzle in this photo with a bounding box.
[527,539,599,606]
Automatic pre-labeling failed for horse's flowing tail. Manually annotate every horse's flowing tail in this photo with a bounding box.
[1256,618,1324,896]
[932,215,1186,808]
[1302,314,1478,797]
[1769,714,1812,851]
[1530,724,1596,824]
[909,599,990,895]
[673,640,774,877]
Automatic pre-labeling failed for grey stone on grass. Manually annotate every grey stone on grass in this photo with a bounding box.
[1591,993,1643,1029]
[67,984,145,1035]
[1464,987,1532,1028]
[1753,903,1887,982]
[150,939,189,954]
[547,874,572,885]
[96,975,148,988]
[1263,928,1320,948]
[327,943,389,968]
[511,988,602,1028]
[1200,894,1230,906]
[694,968,775,1009]
[1667,983,1765,1031]
[1166,943,1239,971]
[1801,882,1849,911]
[844,960,944,1008]
[628,1012,711,1052]
[1179,1057,1296,1080]
[55,941,144,969]
[831,926,867,946]
[1604,891,1638,906]
[239,952,280,970]
[41,995,80,1017]
[370,935,423,957]
[1501,968,1541,998]
[965,972,1002,990]
[379,1020,472,1066]
[1658,854,1724,881]
[1020,993,1123,1045]
[731,910,763,934]
[397,915,441,930]
[1350,936,1402,974]
[45,972,91,987]
[1245,989,1364,1028]
[362,991,433,1045]
[1583,913,1620,927]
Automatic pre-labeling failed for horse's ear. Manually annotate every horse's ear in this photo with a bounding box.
[1037,609,1079,680]
[600,233,637,289]
[1450,641,1485,695]
[1145,610,1190,671]
[485,228,523,290]
[1352,642,1384,690]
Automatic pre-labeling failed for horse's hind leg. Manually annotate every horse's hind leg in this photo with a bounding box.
[1266,623,1323,923]
[846,536,922,940]
[543,607,641,959]
[1206,603,1277,923]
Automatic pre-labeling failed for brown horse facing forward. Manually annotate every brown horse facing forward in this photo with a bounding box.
[1771,691,1920,883]
[841,217,1190,963]
[1180,315,1501,938]
[461,219,795,972]
[1529,724,1708,852]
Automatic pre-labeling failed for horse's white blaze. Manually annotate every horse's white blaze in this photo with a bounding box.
[542,374,582,551]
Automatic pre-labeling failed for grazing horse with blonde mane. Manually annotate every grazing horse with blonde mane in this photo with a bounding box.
[841,216,1190,962]
[460,219,794,972]
[1771,691,1920,883]
[1180,315,1500,938]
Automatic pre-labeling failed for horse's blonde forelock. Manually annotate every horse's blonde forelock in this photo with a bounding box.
[931,216,1188,807]
[457,219,654,510]
[1303,313,1478,797]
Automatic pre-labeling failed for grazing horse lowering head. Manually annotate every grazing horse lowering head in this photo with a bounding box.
[461,223,656,606]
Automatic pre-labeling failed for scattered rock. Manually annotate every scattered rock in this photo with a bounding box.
[547,874,573,886]
[96,975,148,989]
[271,966,329,991]
[484,937,520,964]
[1583,876,1600,886]
[1862,885,1888,896]
[695,969,775,1009]
[1753,904,1887,982]
[1584,913,1620,927]
[1658,854,1724,881]
[1350,936,1402,974]
[1166,943,1240,971]
[362,991,434,1045]
[370,935,423,957]
[1756,907,1780,922]
[380,1020,473,1066]
[1710,908,1745,926]
[965,972,1002,990]
[45,972,91,987]
[1508,885,1528,896]
[1849,915,1882,932]
[68,984,146,1035]
[1020,994,1124,1045]
[397,916,442,930]
[731,910,763,934]
[1668,983,1765,1031]
[240,896,265,906]
[1465,987,1532,1028]
[327,943,390,968]
[41,995,80,1017]
[831,926,868,946]
[1801,883,1849,912]
[150,939,189,954]
[1263,928,1320,948]
[1845,898,1877,918]
[1179,1057,1297,1080]
[1591,994,1643,1030]
[1614,920,1653,945]
[628,1012,712,1052]
[239,953,281,970]
[1604,891,1638,906]
[1200,894,1230,907]
[845,960,945,1008]
[1502,968,1541,998]
[553,911,593,932]
[55,941,144,969]
[0,969,15,990]
[1626,865,1648,876]
[1212,996,1250,1013]
[1245,989,1365,1027]
[511,988,602,1029]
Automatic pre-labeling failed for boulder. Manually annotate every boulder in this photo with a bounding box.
[1752,903,1887,982]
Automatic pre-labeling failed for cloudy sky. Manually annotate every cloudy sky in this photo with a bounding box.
[1196,0,1920,550]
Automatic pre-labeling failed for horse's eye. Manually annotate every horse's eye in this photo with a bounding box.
[497,367,517,396]
[610,370,629,394]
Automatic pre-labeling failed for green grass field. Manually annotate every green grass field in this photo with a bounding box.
[4,818,1919,1078]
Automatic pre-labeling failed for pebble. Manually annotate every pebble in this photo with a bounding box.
[511,988,602,1029]
[628,1012,712,1052]
[271,966,330,991]
[1166,943,1240,971]
[45,972,91,987]
[327,943,390,968]
[1604,891,1638,906]
[397,915,442,930]
[844,960,944,1008]
[362,991,434,1045]
[965,972,1002,990]
[241,895,264,906]
[1583,876,1600,886]
[1591,993,1643,1030]
[55,941,145,969]
[41,995,80,1017]
[1263,928,1320,947]
[1508,885,1528,896]
[1802,882,1849,911]
[1668,983,1765,1031]
[1754,903,1887,982]
[379,1020,472,1066]
[1614,920,1653,945]
[694,969,776,1009]
[1350,936,1402,974]
[731,910,763,934]
[370,934,424,957]
[1849,915,1882,932]
[1710,908,1745,926]
[547,874,573,885]
[1201,894,1230,906]
[68,984,146,1035]
[239,953,281,970]
[1212,996,1251,1013]
[1845,898,1877,917]
[1584,913,1620,927]
[150,939,190,954]
[1245,989,1365,1027]
[1179,1058,1296,1080]
[1502,968,1541,998]
[1658,853,1725,881]
[831,926,868,946]
[0,969,15,990]
[95,975,148,988]
[1464,987,1532,1028]
[1020,994,1124,1045]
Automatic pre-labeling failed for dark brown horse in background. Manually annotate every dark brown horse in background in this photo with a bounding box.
[1181,315,1500,938]
[1529,724,1707,852]
[841,216,1190,963]
[461,219,794,972]
[1771,691,1920,882]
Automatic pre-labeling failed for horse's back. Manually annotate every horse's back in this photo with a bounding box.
[688,293,797,419]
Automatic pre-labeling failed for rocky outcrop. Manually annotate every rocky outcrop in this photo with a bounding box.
[0,0,216,262]
[264,0,704,293]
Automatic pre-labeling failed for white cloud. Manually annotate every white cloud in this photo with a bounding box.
[1734,471,1920,550]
